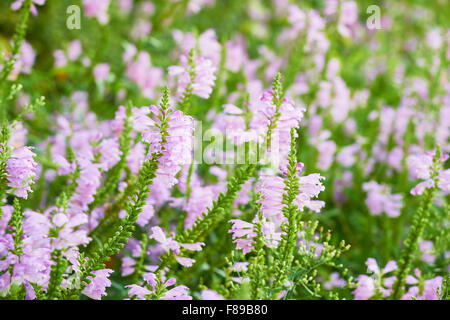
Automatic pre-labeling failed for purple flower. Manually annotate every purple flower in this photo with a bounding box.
[126,51,162,99]
[126,271,192,300]
[353,258,397,299]
[142,106,195,188]
[69,162,102,212]
[53,50,67,68]
[83,0,111,25]
[67,40,82,61]
[6,146,38,199]
[172,29,221,67]
[228,219,256,254]
[362,181,403,217]
[323,272,346,290]
[96,138,121,170]
[419,240,436,264]
[336,144,360,167]
[136,201,154,227]
[11,0,46,16]
[82,269,113,300]
[317,140,336,170]
[169,55,216,99]
[260,220,282,248]
[93,63,110,82]
[149,226,180,254]
[175,256,195,267]
[200,289,225,300]
[297,173,326,212]
[162,285,192,300]
[353,275,375,300]
[10,41,35,78]
[126,284,151,300]
[171,184,214,229]
[407,151,449,196]
[402,269,442,300]
[250,91,305,167]
[121,257,136,277]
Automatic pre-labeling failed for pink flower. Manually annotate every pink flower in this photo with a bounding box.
[96,138,121,170]
[172,29,221,66]
[11,0,46,16]
[336,144,360,167]
[337,1,358,38]
[142,106,194,188]
[121,257,136,277]
[411,179,435,196]
[419,240,436,264]
[93,63,110,82]
[353,258,397,299]
[180,242,205,251]
[126,51,163,99]
[126,284,151,299]
[127,272,192,300]
[323,272,346,290]
[297,173,326,212]
[228,219,256,254]
[53,50,67,68]
[83,0,111,25]
[82,269,113,300]
[200,289,225,300]
[362,181,403,217]
[225,37,247,72]
[69,162,102,212]
[317,140,336,170]
[426,29,443,50]
[175,256,195,267]
[438,169,450,195]
[256,176,285,224]
[353,275,375,300]
[10,41,35,77]
[6,146,38,199]
[407,153,434,180]
[261,220,282,248]
[67,40,82,61]
[149,226,180,254]
[162,285,192,300]
[402,270,442,300]
[187,0,215,14]
[169,55,216,99]
[250,91,305,167]
[407,151,449,195]
[136,201,154,227]
[131,20,152,40]
[173,185,214,229]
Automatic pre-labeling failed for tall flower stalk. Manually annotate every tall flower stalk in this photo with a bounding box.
[391,146,444,299]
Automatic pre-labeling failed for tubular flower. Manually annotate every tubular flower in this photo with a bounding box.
[126,271,192,300]
[256,164,325,227]
[82,269,113,300]
[169,54,217,99]
[6,147,38,199]
[83,0,111,25]
[228,219,257,254]
[143,105,195,188]
[353,258,398,300]
[407,151,449,195]
[362,181,403,217]
[401,269,442,300]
